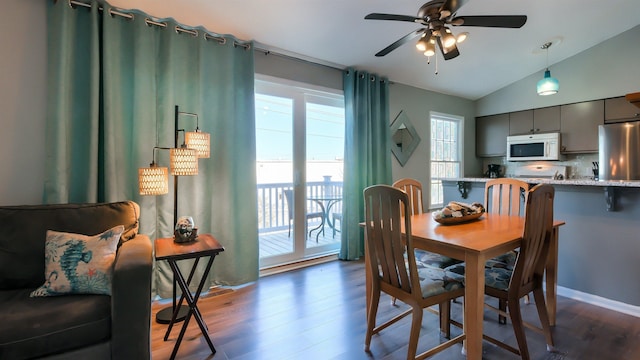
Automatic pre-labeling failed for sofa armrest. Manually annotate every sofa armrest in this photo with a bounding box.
[111,234,153,360]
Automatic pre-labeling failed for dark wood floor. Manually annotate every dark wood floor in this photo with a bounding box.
[151,260,640,360]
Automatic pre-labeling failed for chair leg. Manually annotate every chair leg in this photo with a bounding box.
[507,299,530,360]
[439,301,451,338]
[532,287,555,350]
[364,289,381,352]
[499,299,507,324]
[407,305,423,360]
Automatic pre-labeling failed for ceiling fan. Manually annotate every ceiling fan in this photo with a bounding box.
[365,0,527,61]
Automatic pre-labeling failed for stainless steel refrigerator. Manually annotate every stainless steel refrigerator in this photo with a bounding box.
[598,121,640,181]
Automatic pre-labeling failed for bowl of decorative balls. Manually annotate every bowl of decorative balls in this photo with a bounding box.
[432,201,486,225]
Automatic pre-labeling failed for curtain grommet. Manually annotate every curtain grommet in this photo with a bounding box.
[145,18,167,28]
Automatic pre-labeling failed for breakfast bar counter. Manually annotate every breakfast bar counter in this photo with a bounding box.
[442,178,640,312]
[445,177,640,187]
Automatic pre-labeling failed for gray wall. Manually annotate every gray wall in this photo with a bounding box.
[389,83,478,201]
[255,51,342,91]
[0,0,47,205]
[477,25,640,116]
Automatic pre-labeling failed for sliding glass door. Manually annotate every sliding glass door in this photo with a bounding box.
[255,76,344,268]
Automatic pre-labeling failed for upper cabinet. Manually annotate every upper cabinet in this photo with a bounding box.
[476,114,508,157]
[508,110,532,135]
[476,97,621,158]
[533,106,561,133]
[604,96,640,123]
[508,107,560,135]
[560,100,604,153]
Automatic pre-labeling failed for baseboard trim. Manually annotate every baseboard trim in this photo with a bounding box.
[260,254,339,277]
[557,285,640,318]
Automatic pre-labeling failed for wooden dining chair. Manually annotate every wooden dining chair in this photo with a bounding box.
[392,178,423,217]
[484,177,530,270]
[482,183,556,360]
[392,178,461,269]
[282,189,324,241]
[391,178,463,307]
[363,185,465,360]
[484,178,531,320]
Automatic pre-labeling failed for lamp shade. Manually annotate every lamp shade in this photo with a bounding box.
[170,147,198,175]
[537,69,559,96]
[185,130,210,158]
[138,166,169,195]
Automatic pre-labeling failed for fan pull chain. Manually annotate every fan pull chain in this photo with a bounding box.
[435,53,439,75]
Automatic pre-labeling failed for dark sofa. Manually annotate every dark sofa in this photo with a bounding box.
[0,201,152,359]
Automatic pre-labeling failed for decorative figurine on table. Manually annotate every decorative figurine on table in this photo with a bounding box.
[174,216,198,243]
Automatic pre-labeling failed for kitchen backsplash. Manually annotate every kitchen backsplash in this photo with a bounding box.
[481,153,599,180]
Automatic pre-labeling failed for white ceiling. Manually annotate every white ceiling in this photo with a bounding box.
[109,0,640,100]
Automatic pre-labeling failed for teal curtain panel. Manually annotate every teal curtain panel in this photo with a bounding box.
[45,0,259,297]
[340,69,391,260]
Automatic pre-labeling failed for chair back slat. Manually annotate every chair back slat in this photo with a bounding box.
[485,178,529,216]
[392,178,423,216]
[364,185,416,295]
[510,184,555,295]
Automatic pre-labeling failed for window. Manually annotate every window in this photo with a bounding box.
[430,112,463,209]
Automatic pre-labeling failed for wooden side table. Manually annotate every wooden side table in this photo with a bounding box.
[155,234,225,360]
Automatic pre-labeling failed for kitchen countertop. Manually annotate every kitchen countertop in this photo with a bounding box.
[443,177,640,188]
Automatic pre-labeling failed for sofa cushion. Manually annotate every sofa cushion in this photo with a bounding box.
[0,201,140,290]
[30,226,123,297]
[0,288,111,359]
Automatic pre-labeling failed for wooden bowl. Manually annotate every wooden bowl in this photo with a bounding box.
[433,212,484,225]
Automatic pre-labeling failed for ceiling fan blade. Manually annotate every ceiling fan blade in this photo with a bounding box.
[375,28,426,57]
[364,13,419,22]
[440,0,469,16]
[452,15,527,28]
[437,37,460,60]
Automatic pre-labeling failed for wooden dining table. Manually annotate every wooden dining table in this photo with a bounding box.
[364,212,564,360]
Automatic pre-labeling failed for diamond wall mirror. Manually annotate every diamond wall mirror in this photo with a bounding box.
[390,111,420,166]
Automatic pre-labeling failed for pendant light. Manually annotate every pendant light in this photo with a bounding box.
[537,42,559,96]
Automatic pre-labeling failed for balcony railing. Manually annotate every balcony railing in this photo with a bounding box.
[257,179,343,234]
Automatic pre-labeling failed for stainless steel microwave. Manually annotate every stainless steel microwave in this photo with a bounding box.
[507,132,561,161]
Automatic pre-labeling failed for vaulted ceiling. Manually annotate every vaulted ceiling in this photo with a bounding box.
[109,0,640,100]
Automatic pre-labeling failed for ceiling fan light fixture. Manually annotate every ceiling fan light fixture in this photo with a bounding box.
[416,36,428,52]
[423,43,436,57]
[456,32,469,43]
[442,34,456,48]
[365,3,527,62]
[442,31,456,48]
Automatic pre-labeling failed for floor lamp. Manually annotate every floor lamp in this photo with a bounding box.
[138,105,210,324]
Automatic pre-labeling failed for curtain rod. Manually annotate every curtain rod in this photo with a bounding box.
[254,45,345,72]
[66,0,251,50]
[253,45,390,83]
[68,1,342,68]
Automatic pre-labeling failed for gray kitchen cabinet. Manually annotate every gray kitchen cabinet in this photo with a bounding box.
[476,113,508,157]
[560,100,604,153]
[604,96,640,123]
[509,107,560,135]
[508,110,533,135]
[533,106,561,133]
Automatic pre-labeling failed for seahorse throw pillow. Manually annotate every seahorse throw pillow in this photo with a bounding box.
[30,225,124,297]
